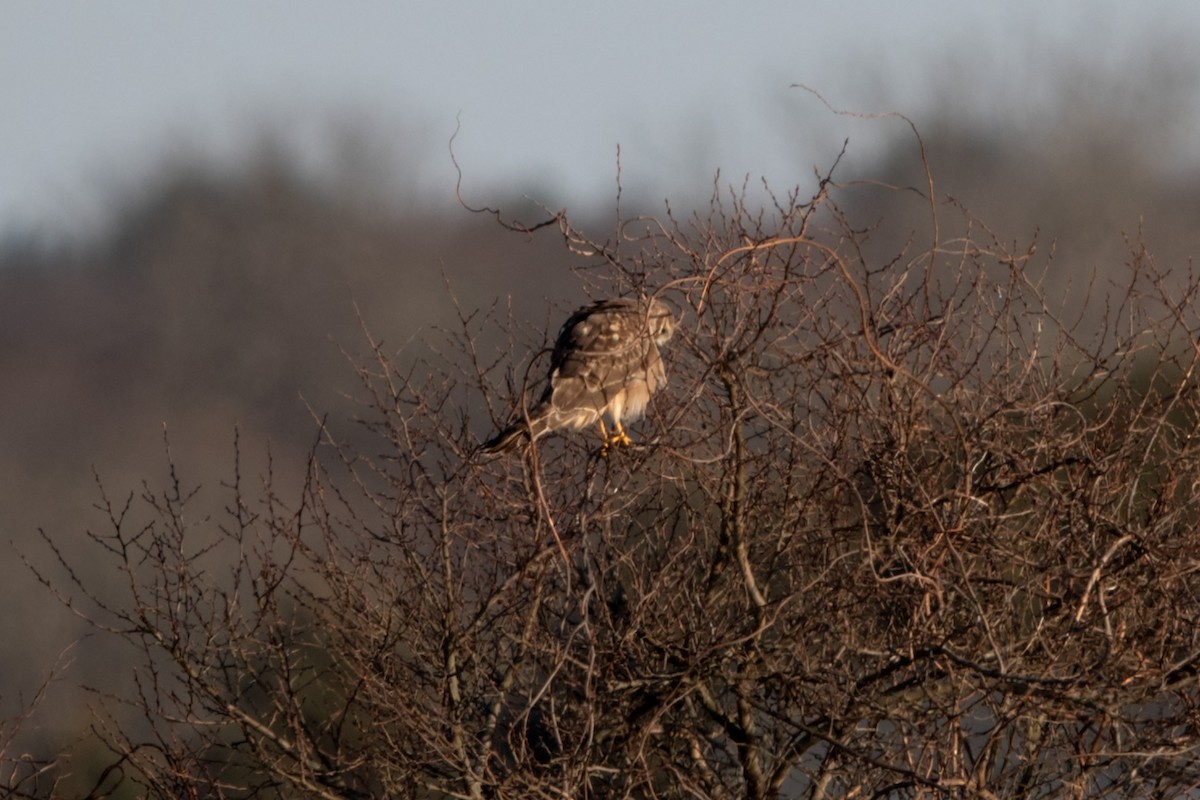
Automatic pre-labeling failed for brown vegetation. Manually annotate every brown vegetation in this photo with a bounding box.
[9,123,1200,797]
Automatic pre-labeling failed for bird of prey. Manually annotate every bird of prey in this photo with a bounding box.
[482,296,675,455]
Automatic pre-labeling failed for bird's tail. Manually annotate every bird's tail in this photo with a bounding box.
[480,422,529,455]
[480,411,553,455]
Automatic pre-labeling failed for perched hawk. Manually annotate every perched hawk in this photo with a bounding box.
[482,297,676,454]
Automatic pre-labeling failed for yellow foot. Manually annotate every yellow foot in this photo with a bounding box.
[599,427,633,457]
[596,419,635,457]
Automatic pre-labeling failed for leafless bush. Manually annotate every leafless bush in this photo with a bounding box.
[22,151,1200,798]
[2,671,62,799]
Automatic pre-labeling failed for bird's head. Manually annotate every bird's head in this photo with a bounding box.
[646,297,676,346]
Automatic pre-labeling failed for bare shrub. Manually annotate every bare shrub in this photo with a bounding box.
[2,671,63,799]
[24,153,1200,799]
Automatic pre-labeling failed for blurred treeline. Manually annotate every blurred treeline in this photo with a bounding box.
[3,68,1200,768]
[0,139,583,750]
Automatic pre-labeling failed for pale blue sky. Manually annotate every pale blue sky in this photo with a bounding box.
[2,1,1197,238]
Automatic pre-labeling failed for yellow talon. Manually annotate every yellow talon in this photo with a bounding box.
[612,421,632,447]
[597,420,633,457]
